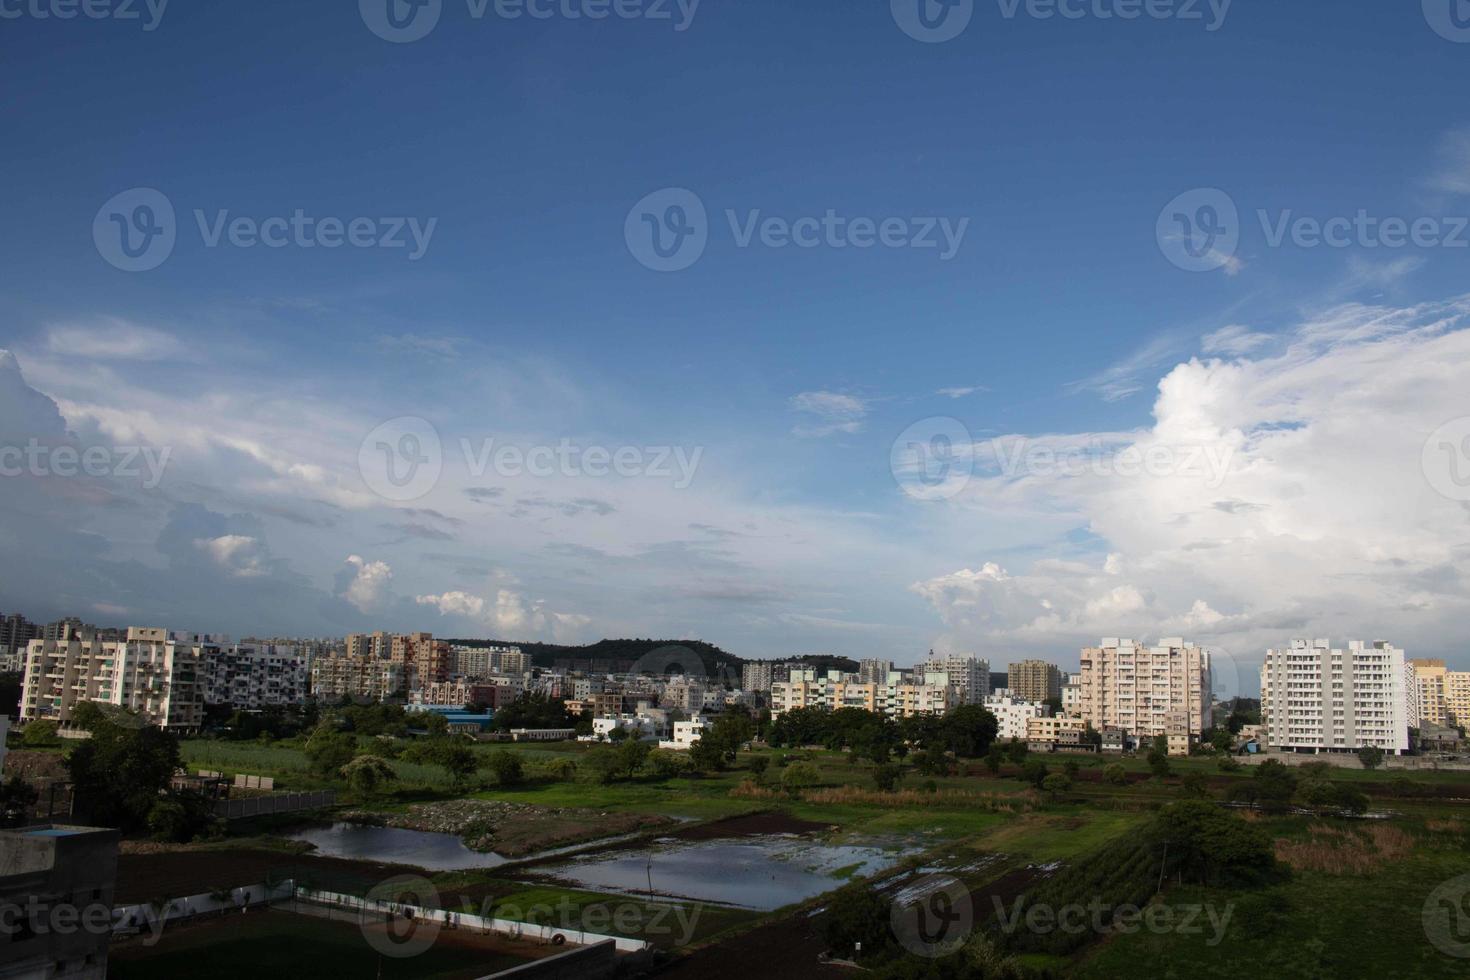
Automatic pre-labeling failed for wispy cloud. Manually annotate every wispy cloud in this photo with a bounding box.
[1201,324,1271,356]
[790,390,868,437]
[1427,125,1470,196]
[936,385,987,399]
[1066,334,1182,401]
[45,318,184,361]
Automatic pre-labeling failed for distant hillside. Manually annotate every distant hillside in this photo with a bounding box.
[448,637,745,677]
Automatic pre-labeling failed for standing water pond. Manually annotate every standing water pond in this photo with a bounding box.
[532,834,910,910]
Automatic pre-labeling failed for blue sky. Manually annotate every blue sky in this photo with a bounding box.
[3,1,1470,682]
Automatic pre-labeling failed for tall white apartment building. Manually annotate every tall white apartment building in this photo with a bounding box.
[205,642,309,708]
[923,654,990,705]
[859,659,893,684]
[1260,640,1409,755]
[20,627,207,731]
[983,694,1045,741]
[1077,638,1211,742]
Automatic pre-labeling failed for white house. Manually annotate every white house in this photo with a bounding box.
[658,715,708,751]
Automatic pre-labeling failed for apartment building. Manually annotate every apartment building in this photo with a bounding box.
[1061,674,1082,717]
[1077,637,1211,744]
[1026,714,1087,747]
[923,654,990,705]
[0,612,41,671]
[345,630,392,659]
[310,653,405,702]
[983,694,1045,741]
[450,644,527,678]
[204,641,309,708]
[1408,659,1470,731]
[1008,659,1063,703]
[858,658,893,684]
[19,628,208,731]
[770,668,954,720]
[1260,639,1409,755]
[661,678,706,713]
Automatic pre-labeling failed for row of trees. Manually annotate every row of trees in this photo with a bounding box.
[766,705,1000,767]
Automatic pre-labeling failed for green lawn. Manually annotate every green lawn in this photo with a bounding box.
[108,908,536,980]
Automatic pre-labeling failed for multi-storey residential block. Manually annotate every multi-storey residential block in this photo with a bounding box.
[662,677,706,713]
[1061,673,1082,717]
[1008,659,1063,703]
[1026,714,1087,747]
[0,612,41,671]
[20,628,207,731]
[858,659,893,684]
[1408,659,1470,731]
[923,654,990,705]
[345,630,392,659]
[310,653,405,702]
[983,694,1045,741]
[1077,637,1211,744]
[1260,639,1409,755]
[741,662,774,692]
[204,642,309,708]
[769,668,954,720]
[450,644,527,678]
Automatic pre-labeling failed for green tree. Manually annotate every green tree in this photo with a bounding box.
[340,755,397,798]
[304,727,358,776]
[66,722,181,832]
[484,751,525,787]
[984,744,1005,775]
[0,775,39,828]
[616,737,652,779]
[872,762,904,792]
[747,754,771,779]
[1179,770,1211,799]
[781,761,820,793]
[1103,762,1127,785]
[940,705,999,759]
[822,882,895,962]
[1357,745,1385,770]
[1041,772,1072,800]
[1020,758,1050,788]
[421,712,449,736]
[648,749,693,780]
[21,720,59,747]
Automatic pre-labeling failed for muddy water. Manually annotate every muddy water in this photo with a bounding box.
[534,835,907,910]
[290,822,509,871]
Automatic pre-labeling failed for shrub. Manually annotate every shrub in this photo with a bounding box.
[1103,763,1127,785]
[485,751,525,787]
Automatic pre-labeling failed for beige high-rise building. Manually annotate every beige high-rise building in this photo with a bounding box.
[1408,659,1470,731]
[20,627,207,731]
[1077,638,1211,742]
[345,630,392,659]
[1008,659,1063,703]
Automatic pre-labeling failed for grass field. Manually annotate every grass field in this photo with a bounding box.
[153,736,1470,977]
[108,908,543,980]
